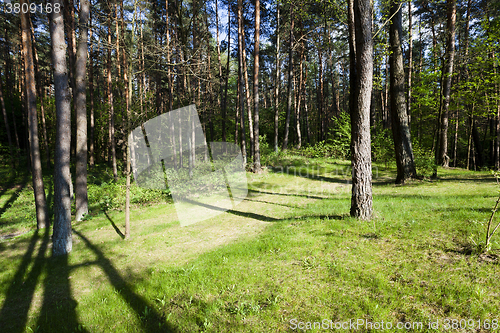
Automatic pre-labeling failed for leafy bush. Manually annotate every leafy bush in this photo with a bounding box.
[412,142,436,177]
[371,127,395,166]
[328,112,352,159]
[301,141,339,158]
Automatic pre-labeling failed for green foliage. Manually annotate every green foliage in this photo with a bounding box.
[87,177,171,212]
[301,140,340,159]
[371,127,395,166]
[412,142,437,178]
[328,112,352,159]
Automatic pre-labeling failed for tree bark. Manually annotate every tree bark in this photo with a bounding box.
[389,0,416,183]
[253,0,261,172]
[21,1,48,229]
[282,4,294,151]
[30,20,50,168]
[437,0,456,167]
[75,0,89,221]
[242,28,254,160]
[3,29,20,151]
[223,2,231,145]
[50,0,73,255]
[0,74,14,169]
[296,35,304,149]
[107,15,118,180]
[237,0,247,165]
[407,0,412,126]
[89,9,95,167]
[274,3,280,152]
[349,0,373,220]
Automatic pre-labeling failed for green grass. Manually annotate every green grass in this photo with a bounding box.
[1,157,500,332]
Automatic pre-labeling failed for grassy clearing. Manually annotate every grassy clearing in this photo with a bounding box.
[0,157,500,332]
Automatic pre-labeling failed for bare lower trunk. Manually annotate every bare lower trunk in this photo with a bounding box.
[75,0,89,221]
[282,5,294,151]
[274,4,280,152]
[0,76,14,169]
[237,0,247,165]
[108,16,118,180]
[389,1,416,183]
[437,0,456,167]
[407,0,413,126]
[89,10,95,167]
[21,1,48,229]
[242,31,253,161]
[253,0,261,172]
[349,0,373,220]
[50,0,73,255]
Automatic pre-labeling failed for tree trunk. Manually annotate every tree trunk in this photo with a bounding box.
[296,37,304,149]
[3,29,20,151]
[242,29,254,160]
[253,0,261,172]
[389,0,416,183]
[472,119,484,168]
[237,0,247,165]
[0,75,14,169]
[282,4,293,151]
[304,64,311,145]
[89,9,95,167]
[274,3,280,152]
[437,0,456,167]
[75,0,89,221]
[21,2,48,229]
[318,46,324,140]
[349,0,373,220]
[50,0,73,255]
[407,0,412,126]
[30,21,50,168]
[108,16,118,180]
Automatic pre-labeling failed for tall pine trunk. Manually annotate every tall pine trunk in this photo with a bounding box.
[0,75,14,169]
[50,0,73,255]
[89,10,95,167]
[437,0,456,167]
[389,0,416,183]
[274,3,280,152]
[21,1,48,229]
[107,16,118,180]
[407,0,412,126]
[349,0,373,220]
[237,0,247,165]
[75,0,89,221]
[282,4,293,151]
[253,0,261,172]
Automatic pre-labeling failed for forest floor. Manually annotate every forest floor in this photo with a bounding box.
[0,156,500,332]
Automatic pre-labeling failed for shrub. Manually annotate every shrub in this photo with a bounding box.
[328,112,351,159]
[371,127,395,166]
[412,142,436,177]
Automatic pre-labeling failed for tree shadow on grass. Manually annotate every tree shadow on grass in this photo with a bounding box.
[103,210,125,239]
[248,188,328,200]
[0,173,29,227]
[0,227,50,333]
[35,246,90,333]
[73,230,178,332]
